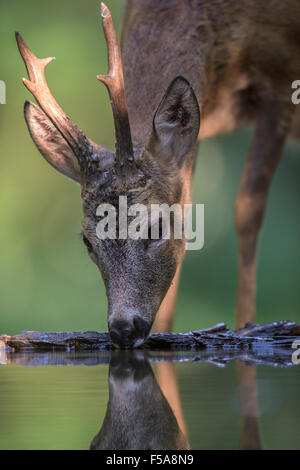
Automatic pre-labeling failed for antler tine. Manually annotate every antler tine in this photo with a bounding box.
[97,3,134,171]
[15,31,90,164]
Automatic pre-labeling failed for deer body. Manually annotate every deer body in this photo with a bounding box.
[121,0,300,146]
[17,1,300,345]
[121,0,300,330]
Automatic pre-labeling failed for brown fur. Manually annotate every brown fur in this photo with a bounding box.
[122,0,300,144]
[121,0,300,329]
[21,1,300,343]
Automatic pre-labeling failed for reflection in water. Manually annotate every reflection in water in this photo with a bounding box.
[1,349,299,449]
[90,351,190,450]
[236,363,261,450]
[155,361,188,438]
[0,343,7,365]
[91,352,264,450]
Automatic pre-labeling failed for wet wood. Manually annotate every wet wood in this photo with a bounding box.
[1,321,299,352]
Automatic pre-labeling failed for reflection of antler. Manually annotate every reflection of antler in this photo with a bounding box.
[236,363,262,450]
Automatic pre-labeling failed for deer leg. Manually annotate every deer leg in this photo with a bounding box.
[154,266,188,439]
[235,98,293,329]
[154,265,181,333]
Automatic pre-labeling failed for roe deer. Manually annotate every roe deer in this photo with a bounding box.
[16,1,300,346]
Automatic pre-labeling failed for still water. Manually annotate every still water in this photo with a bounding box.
[0,351,299,450]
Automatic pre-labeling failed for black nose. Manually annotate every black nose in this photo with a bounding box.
[109,317,151,348]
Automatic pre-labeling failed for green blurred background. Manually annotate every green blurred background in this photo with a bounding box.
[0,0,299,335]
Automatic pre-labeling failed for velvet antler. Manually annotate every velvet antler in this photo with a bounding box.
[97,3,134,171]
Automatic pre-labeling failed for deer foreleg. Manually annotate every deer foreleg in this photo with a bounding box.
[154,268,187,440]
[154,265,181,333]
[235,97,293,329]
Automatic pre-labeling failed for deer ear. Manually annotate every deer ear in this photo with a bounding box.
[147,76,200,166]
[24,101,82,183]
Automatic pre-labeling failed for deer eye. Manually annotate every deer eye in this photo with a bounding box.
[82,235,93,252]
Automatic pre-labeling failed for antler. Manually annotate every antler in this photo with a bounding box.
[15,31,91,165]
[97,3,134,171]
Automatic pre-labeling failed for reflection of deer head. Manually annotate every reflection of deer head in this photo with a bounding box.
[90,352,189,450]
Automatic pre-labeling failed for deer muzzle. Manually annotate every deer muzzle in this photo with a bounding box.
[109,314,152,348]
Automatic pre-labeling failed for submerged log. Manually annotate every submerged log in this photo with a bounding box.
[1,321,299,368]
[1,321,299,352]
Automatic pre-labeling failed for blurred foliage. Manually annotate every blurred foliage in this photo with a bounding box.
[0,0,299,337]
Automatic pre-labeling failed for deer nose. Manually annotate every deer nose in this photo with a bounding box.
[109,317,151,348]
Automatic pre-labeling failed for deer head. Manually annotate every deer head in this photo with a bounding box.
[17,3,200,347]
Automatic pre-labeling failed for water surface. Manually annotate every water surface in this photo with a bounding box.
[0,351,299,450]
